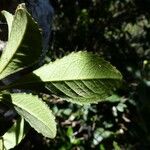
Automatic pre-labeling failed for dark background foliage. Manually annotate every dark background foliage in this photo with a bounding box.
[0,0,150,149]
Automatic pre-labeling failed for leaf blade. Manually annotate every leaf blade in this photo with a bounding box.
[0,4,42,80]
[2,93,56,139]
[9,52,122,104]
[2,118,26,150]
[33,51,122,81]
[1,11,13,38]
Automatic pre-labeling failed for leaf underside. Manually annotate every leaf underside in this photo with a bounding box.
[10,52,123,104]
[0,4,42,80]
[1,11,13,37]
[1,93,56,139]
[2,117,26,150]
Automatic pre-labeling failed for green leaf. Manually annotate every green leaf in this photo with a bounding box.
[10,52,122,104]
[105,94,121,102]
[2,117,26,150]
[113,141,122,150]
[0,138,4,150]
[1,11,13,38]
[0,4,42,80]
[2,93,56,139]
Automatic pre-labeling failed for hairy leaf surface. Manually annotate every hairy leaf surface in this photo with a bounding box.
[1,93,56,139]
[10,52,122,104]
[0,4,42,80]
